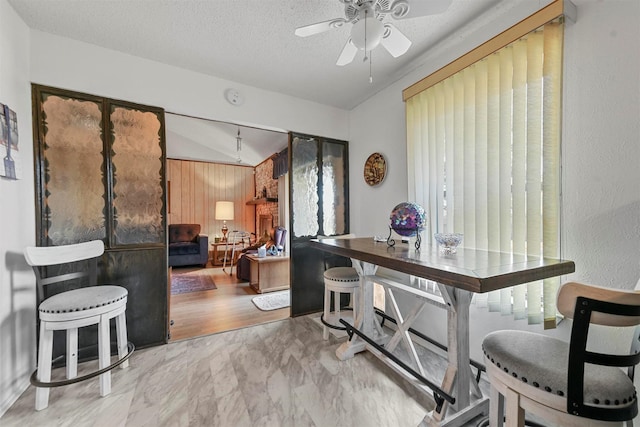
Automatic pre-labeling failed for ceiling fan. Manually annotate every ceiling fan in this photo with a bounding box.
[294,0,453,66]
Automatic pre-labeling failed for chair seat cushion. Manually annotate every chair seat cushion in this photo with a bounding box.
[39,285,127,314]
[324,266,359,282]
[483,330,636,407]
[169,242,200,255]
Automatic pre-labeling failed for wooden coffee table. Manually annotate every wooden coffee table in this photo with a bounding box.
[246,255,290,293]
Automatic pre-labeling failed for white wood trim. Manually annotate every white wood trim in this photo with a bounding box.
[24,240,104,267]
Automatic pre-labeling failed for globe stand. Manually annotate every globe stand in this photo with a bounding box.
[387,226,422,250]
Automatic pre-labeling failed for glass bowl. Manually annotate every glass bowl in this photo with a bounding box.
[434,233,463,254]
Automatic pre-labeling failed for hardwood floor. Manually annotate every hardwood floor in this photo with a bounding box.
[169,265,289,341]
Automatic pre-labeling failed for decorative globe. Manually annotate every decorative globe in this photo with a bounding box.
[389,202,426,237]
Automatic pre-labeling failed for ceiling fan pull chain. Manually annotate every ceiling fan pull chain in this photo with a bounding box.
[363,7,369,62]
[364,5,373,83]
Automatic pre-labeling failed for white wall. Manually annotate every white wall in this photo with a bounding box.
[2,0,638,417]
[348,0,640,361]
[0,0,36,416]
[1,14,351,417]
[29,32,350,142]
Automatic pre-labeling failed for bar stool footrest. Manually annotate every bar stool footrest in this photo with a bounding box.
[30,342,135,388]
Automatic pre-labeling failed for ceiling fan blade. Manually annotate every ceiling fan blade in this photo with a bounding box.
[389,0,453,20]
[336,39,358,66]
[380,24,412,58]
[294,18,347,37]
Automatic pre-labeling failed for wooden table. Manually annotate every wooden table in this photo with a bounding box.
[210,241,242,266]
[245,254,290,293]
[309,237,575,427]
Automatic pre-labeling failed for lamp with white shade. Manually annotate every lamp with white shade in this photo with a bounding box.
[215,201,234,242]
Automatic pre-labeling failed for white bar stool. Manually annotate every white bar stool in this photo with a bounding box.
[321,266,360,340]
[317,234,359,340]
[24,240,134,411]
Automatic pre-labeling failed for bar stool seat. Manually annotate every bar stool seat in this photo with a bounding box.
[321,266,360,340]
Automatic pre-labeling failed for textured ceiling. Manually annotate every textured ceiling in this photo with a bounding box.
[8,0,521,110]
[9,0,530,165]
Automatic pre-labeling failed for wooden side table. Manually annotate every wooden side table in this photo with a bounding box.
[246,255,290,293]
[210,242,241,266]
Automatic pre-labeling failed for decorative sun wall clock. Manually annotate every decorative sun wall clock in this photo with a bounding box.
[364,152,386,186]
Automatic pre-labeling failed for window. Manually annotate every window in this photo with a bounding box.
[404,9,566,328]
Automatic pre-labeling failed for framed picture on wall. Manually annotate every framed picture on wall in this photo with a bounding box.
[0,103,21,180]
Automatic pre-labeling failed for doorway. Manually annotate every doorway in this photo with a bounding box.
[165,113,290,341]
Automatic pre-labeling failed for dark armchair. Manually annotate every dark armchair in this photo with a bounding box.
[168,224,209,267]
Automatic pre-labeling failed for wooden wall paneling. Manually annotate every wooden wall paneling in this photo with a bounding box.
[227,164,235,230]
[206,162,215,240]
[166,160,172,223]
[244,167,254,234]
[174,159,181,224]
[235,165,245,230]
[166,159,256,241]
[193,161,205,231]
[168,160,182,224]
[215,163,225,236]
[186,163,193,224]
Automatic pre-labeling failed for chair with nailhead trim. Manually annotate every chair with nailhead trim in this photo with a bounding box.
[24,240,134,411]
[482,281,640,427]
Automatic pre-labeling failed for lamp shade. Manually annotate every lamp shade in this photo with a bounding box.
[351,9,384,51]
[215,201,234,221]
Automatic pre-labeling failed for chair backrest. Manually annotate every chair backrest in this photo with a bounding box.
[557,281,640,326]
[556,281,640,422]
[168,224,201,244]
[24,240,105,301]
[274,226,287,248]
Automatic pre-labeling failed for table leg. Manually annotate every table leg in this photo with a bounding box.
[422,285,489,426]
[336,260,383,360]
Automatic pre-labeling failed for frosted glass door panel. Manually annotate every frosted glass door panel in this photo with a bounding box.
[40,94,106,245]
[291,136,319,238]
[111,105,164,245]
[322,141,347,235]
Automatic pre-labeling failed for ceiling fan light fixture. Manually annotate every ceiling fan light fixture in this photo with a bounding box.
[351,10,384,50]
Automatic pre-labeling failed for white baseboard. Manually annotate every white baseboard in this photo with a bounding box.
[0,375,30,418]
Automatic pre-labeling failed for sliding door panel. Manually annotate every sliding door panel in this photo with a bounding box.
[289,133,349,317]
[32,84,167,360]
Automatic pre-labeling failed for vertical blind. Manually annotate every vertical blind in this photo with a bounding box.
[406,20,563,328]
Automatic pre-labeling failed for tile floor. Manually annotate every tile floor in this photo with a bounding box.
[1,314,460,427]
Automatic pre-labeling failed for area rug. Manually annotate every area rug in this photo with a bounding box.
[252,290,290,311]
[171,268,217,294]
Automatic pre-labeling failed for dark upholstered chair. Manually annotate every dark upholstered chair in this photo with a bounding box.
[483,281,640,427]
[168,224,208,267]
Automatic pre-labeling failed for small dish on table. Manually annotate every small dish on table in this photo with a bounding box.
[434,233,463,254]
